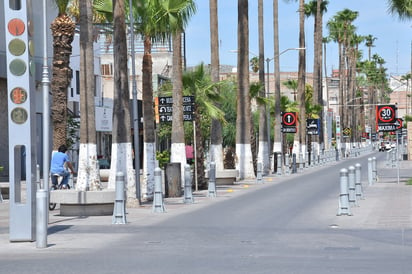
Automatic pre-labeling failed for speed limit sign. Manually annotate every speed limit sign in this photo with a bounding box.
[376,105,396,124]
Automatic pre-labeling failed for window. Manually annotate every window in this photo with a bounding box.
[101,63,113,76]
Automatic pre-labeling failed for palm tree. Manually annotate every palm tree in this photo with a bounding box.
[209,0,225,172]
[110,0,137,206]
[297,0,306,156]
[237,0,255,179]
[364,34,377,61]
[76,0,100,191]
[257,0,270,175]
[273,0,282,158]
[283,79,298,102]
[50,0,76,150]
[161,0,196,184]
[387,0,412,20]
[305,0,328,153]
[182,64,225,189]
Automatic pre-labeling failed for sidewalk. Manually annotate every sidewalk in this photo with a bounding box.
[1,156,412,252]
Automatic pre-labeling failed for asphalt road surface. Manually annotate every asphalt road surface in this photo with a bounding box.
[1,151,412,273]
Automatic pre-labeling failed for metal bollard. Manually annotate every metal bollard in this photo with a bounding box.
[292,153,297,174]
[368,158,373,186]
[348,166,356,207]
[355,163,364,201]
[184,164,194,204]
[152,168,166,213]
[36,189,48,248]
[276,153,282,176]
[208,162,217,198]
[113,172,127,223]
[337,168,352,216]
[256,162,263,184]
[372,157,377,182]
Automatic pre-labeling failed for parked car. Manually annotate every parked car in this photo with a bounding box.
[379,141,392,151]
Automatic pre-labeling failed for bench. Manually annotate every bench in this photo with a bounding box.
[205,169,239,185]
[50,190,115,216]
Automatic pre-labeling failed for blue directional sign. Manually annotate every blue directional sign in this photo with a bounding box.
[158,96,195,123]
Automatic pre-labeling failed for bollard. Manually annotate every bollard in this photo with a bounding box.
[273,152,278,174]
[391,149,397,168]
[113,172,127,223]
[208,162,217,198]
[292,153,297,174]
[152,168,166,213]
[256,162,263,184]
[337,168,352,216]
[284,153,290,175]
[183,164,194,204]
[348,166,356,207]
[276,153,282,176]
[368,157,373,186]
[36,189,48,248]
[372,157,377,182]
[355,163,364,201]
[299,152,304,172]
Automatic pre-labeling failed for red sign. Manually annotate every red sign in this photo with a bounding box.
[376,105,396,124]
[282,112,297,127]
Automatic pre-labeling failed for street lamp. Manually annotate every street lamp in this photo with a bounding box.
[42,0,50,191]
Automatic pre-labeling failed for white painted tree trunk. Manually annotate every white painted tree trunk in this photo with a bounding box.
[142,142,156,199]
[257,140,270,175]
[108,142,138,206]
[236,143,255,179]
[76,143,100,191]
[210,144,224,171]
[170,142,186,187]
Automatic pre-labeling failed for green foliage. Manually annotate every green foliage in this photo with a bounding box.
[67,113,80,150]
[156,150,170,169]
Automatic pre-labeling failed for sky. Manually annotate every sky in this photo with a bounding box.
[185,0,412,77]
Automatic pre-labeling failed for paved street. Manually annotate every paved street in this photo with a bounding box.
[1,150,412,273]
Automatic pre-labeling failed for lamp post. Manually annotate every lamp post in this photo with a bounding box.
[42,0,50,191]
[129,0,141,205]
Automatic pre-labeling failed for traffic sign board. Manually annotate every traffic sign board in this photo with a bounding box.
[376,105,396,124]
[282,112,297,127]
[157,96,195,123]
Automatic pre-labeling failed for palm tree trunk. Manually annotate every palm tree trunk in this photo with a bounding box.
[273,0,282,157]
[77,0,99,191]
[171,32,186,186]
[297,0,306,156]
[109,0,137,207]
[51,13,75,150]
[209,0,224,172]
[142,35,156,199]
[236,0,254,179]
[257,0,270,175]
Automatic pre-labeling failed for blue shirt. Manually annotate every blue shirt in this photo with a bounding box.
[50,152,70,174]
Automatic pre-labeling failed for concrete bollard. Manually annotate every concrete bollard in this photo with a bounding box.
[183,164,194,204]
[256,162,263,184]
[355,163,364,201]
[285,154,290,175]
[299,152,304,172]
[208,162,217,198]
[372,157,377,182]
[348,166,356,207]
[113,172,127,223]
[368,158,373,186]
[152,168,166,213]
[276,153,282,176]
[337,168,352,216]
[36,189,48,248]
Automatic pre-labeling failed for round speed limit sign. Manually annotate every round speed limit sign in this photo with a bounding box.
[377,105,396,124]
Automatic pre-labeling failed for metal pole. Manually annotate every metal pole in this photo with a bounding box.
[129,0,141,204]
[42,0,50,192]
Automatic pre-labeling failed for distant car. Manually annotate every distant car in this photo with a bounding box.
[379,141,392,151]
